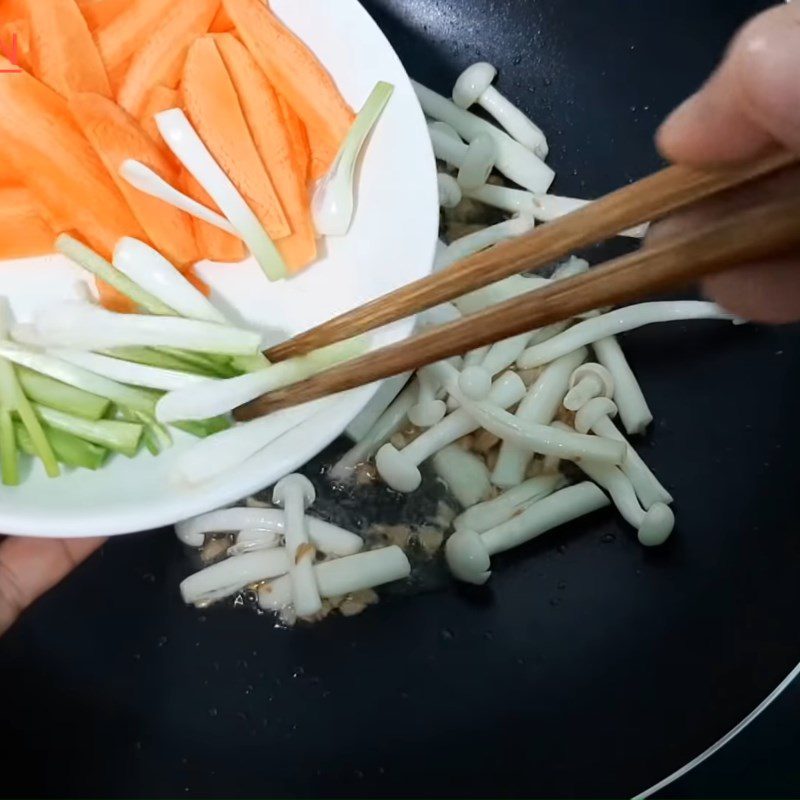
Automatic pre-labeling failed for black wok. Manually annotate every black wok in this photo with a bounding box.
[3,0,799,797]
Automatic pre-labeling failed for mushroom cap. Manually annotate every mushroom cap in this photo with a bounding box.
[569,363,615,397]
[445,528,492,584]
[437,173,463,209]
[637,503,675,547]
[375,443,423,493]
[574,397,619,434]
[408,399,447,428]
[457,134,496,191]
[273,473,316,508]
[452,62,498,108]
[459,366,492,401]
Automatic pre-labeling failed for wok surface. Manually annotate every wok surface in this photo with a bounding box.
[2,0,798,797]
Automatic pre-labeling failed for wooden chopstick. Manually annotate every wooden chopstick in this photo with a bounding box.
[237,191,800,421]
[265,150,796,362]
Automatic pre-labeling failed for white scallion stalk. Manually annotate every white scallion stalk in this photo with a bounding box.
[0,341,157,414]
[56,234,174,316]
[435,214,536,271]
[119,159,240,236]
[157,337,364,423]
[155,109,287,281]
[313,81,394,236]
[518,302,735,369]
[50,349,210,392]
[174,397,333,485]
[26,301,261,356]
[113,238,227,324]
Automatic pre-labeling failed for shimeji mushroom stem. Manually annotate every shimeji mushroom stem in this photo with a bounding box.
[228,529,282,556]
[433,444,492,509]
[409,363,448,428]
[329,381,418,481]
[528,194,649,238]
[273,475,322,617]
[414,81,555,193]
[592,336,653,435]
[180,548,291,606]
[563,363,614,412]
[455,472,566,533]
[437,173,463,208]
[376,372,527,493]
[258,546,411,612]
[452,62,549,158]
[517,302,735,369]
[428,122,497,191]
[492,348,588,488]
[345,372,412,443]
[575,398,672,508]
[446,482,611,584]
[435,214,536,272]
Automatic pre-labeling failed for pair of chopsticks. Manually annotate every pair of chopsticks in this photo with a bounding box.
[236,150,799,422]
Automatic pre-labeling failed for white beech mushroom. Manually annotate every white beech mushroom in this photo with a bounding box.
[575,397,672,508]
[413,81,555,193]
[592,336,653,435]
[446,482,611,584]
[518,302,734,369]
[528,194,649,238]
[552,423,674,547]
[454,473,566,533]
[375,372,527,492]
[428,122,497,191]
[273,475,322,617]
[437,173,463,208]
[452,62,548,158]
[433,444,493,508]
[492,348,588,488]
[258,546,411,613]
[563,363,615,412]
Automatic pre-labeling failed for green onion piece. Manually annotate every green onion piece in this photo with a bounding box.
[0,408,19,485]
[16,389,60,477]
[15,422,108,471]
[17,367,110,421]
[230,353,271,374]
[56,235,176,316]
[33,404,143,457]
[172,416,232,438]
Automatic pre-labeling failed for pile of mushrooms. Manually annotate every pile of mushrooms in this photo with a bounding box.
[177,63,739,620]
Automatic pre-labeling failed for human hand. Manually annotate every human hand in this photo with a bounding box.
[649,2,800,323]
[0,536,105,635]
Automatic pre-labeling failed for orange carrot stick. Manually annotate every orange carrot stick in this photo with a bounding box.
[69,92,199,268]
[222,0,354,177]
[94,0,174,73]
[117,0,219,117]
[278,94,311,188]
[0,187,56,260]
[75,0,129,32]
[181,36,290,241]
[25,0,111,98]
[137,85,180,145]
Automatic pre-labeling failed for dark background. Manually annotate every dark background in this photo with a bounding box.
[3,0,799,797]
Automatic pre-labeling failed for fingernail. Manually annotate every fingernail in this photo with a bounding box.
[656,91,704,154]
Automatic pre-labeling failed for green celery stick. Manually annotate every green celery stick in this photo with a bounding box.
[0,408,19,485]
[17,367,110,421]
[33,404,143,458]
[15,423,108,471]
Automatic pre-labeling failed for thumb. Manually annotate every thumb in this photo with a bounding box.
[657,3,800,165]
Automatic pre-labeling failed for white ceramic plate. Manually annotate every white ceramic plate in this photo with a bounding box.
[0,0,438,538]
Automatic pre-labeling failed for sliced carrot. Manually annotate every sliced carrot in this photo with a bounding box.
[25,0,111,98]
[217,34,316,272]
[0,61,145,258]
[117,0,218,117]
[181,36,290,241]
[107,56,130,94]
[0,187,56,260]
[181,170,247,264]
[94,0,175,73]
[222,0,354,177]
[96,278,136,313]
[75,0,128,32]
[0,18,31,73]
[278,94,311,187]
[0,0,25,27]
[209,4,234,32]
[137,85,180,145]
[69,92,199,268]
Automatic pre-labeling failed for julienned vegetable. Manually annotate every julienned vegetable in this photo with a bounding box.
[313,81,394,237]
